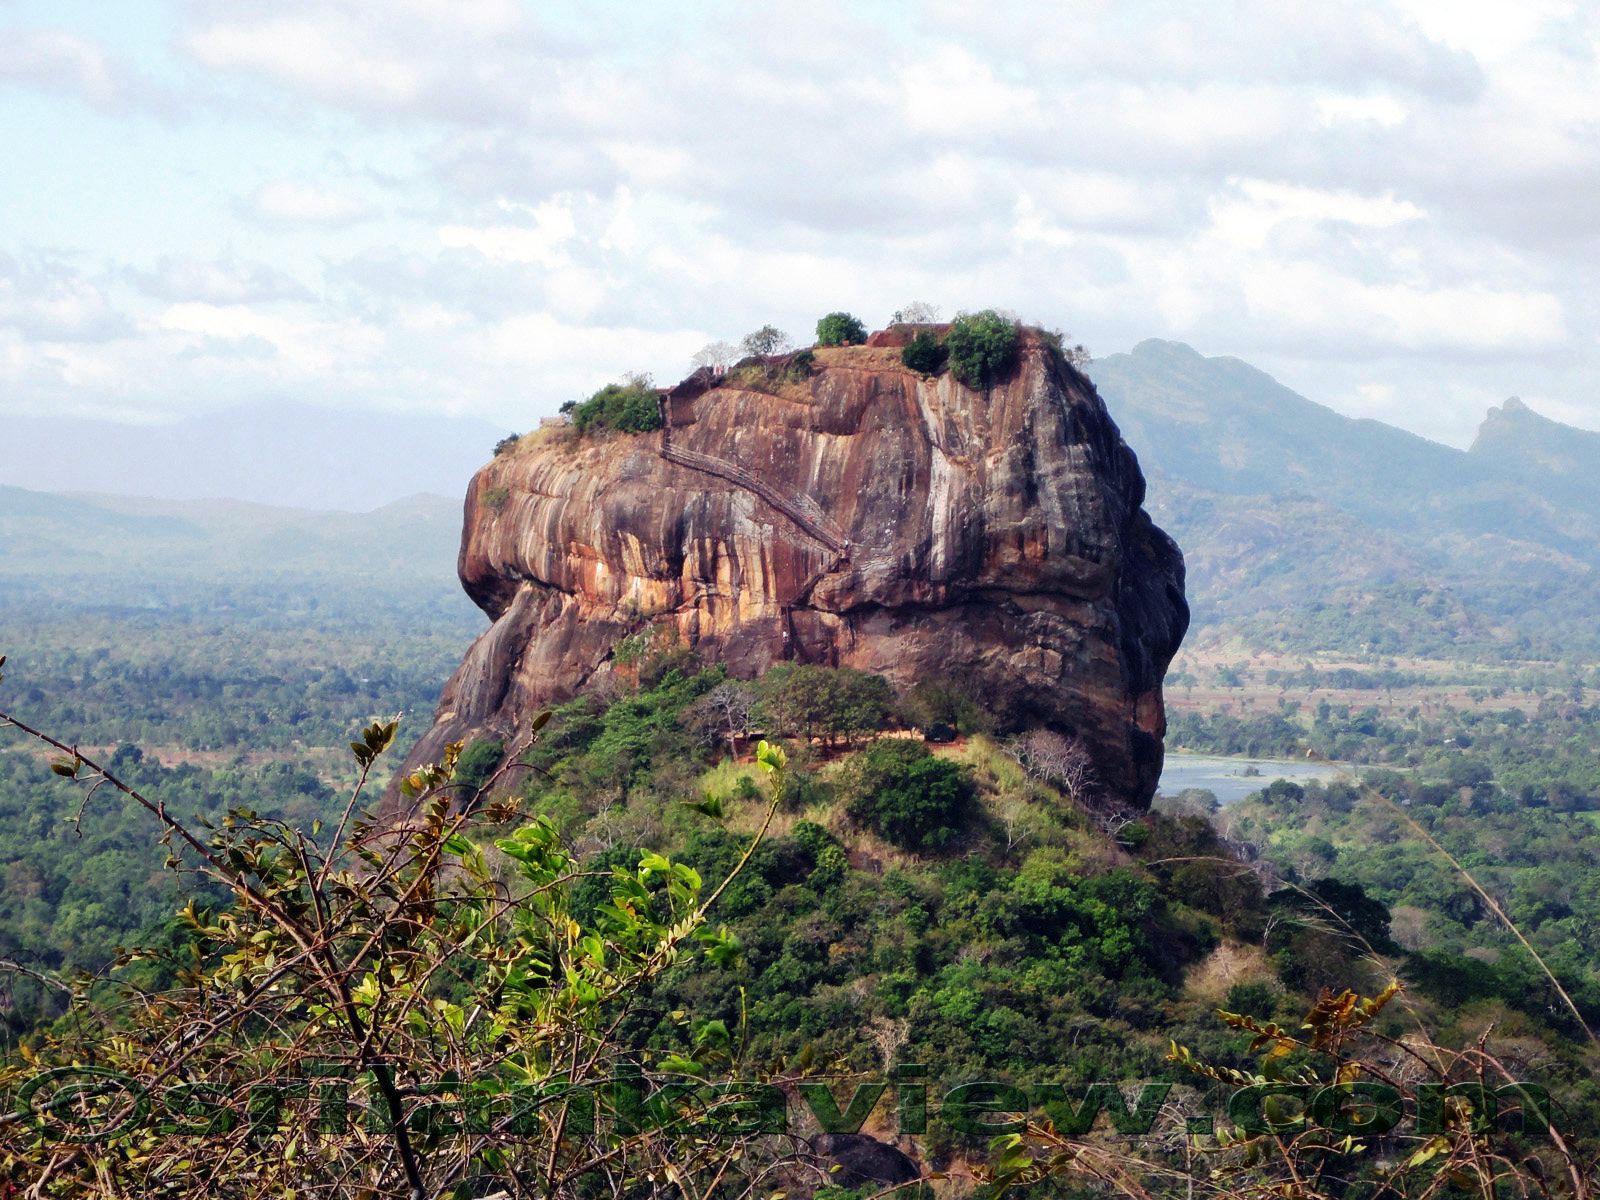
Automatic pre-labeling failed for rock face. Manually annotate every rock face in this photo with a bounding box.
[404,331,1188,806]
[810,1134,921,1188]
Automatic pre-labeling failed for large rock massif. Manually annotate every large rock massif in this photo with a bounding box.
[405,330,1188,805]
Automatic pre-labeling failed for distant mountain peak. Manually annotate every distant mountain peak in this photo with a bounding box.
[1471,394,1591,447]
[1129,337,1204,360]
[1469,394,1600,508]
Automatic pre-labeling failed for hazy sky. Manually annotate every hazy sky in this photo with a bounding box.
[3,0,1597,446]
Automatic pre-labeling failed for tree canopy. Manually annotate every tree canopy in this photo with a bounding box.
[740,325,793,357]
[755,664,891,748]
[842,738,977,851]
[945,310,1020,389]
[814,312,868,347]
[570,376,662,436]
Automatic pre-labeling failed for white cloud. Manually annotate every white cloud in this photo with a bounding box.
[380,0,521,39]
[185,15,426,109]
[179,0,552,124]
[249,181,372,226]
[1240,267,1565,353]
[0,27,173,112]
[438,200,577,266]
[898,46,1039,136]
[127,256,311,304]
[483,311,698,388]
[0,0,1594,448]
[1209,180,1427,249]
[1391,0,1578,61]
[1316,94,1409,127]
[0,254,131,342]
[157,302,384,375]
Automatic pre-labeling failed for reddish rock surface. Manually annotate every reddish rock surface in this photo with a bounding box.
[864,323,943,348]
[402,332,1187,805]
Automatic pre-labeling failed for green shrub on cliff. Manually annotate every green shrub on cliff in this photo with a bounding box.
[814,311,867,346]
[571,376,662,436]
[900,330,947,375]
[782,348,815,383]
[946,309,1020,389]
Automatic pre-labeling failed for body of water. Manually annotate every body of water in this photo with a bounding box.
[1157,752,1359,805]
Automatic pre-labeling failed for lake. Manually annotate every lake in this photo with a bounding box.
[1157,752,1360,806]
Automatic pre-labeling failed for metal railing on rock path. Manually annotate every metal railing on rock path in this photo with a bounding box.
[657,401,850,557]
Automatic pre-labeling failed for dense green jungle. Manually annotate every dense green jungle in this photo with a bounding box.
[3,549,1598,1195]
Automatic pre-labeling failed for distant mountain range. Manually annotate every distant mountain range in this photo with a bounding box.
[0,485,476,625]
[1090,340,1599,656]
[0,487,462,577]
[1,402,511,512]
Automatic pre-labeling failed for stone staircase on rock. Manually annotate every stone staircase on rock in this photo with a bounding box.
[657,398,850,558]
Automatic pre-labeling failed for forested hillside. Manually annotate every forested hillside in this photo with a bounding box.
[5,633,1596,1195]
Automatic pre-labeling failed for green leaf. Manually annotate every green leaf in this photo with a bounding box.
[656,1054,706,1077]
[697,925,743,968]
[694,1019,730,1047]
[361,719,398,757]
[685,794,726,819]
[638,851,673,880]
[1406,1136,1450,1168]
[755,740,787,774]
[673,862,703,891]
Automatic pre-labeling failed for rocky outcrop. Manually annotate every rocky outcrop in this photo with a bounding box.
[809,1134,921,1189]
[403,330,1187,806]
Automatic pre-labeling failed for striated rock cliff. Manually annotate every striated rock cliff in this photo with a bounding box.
[404,330,1187,805]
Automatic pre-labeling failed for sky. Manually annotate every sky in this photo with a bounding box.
[2,0,1598,449]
